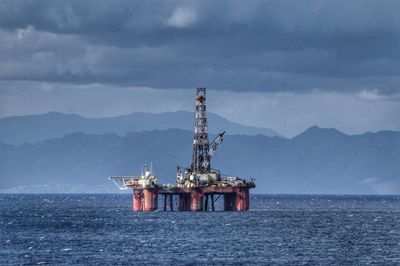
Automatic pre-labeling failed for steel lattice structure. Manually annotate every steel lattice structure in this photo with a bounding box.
[191,88,210,173]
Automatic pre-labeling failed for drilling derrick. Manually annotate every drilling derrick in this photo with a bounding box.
[191,88,210,174]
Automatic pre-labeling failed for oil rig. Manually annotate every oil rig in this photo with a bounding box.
[109,88,255,211]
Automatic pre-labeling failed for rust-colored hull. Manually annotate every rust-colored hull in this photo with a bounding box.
[143,189,158,211]
[133,191,143,211]
[235,187,249,211]
[190,190,204,211]
[132,184,253,212]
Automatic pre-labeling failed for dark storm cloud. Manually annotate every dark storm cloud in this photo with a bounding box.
[1,0,400,93]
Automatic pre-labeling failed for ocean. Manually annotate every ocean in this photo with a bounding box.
[1,194,400,265]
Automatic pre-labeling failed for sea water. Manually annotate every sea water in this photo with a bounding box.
[1,194,400,265]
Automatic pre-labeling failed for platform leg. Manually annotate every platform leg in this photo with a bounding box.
[133,191,143,212]
[190,190,204,211]
[143,189,158,211]
[179,193,190,211]
[235,188,247,212]
[224,193,235,211]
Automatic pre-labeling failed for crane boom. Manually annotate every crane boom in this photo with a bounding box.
[209,131,225,157]
[202,131,225,169]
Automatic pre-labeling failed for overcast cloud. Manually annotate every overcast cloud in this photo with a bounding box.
[0,0,399,135]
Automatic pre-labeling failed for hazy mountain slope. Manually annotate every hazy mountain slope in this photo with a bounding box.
[0,111,282,145]
[1,127,399,194]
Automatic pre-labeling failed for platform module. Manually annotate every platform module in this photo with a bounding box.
[109,88,255,211]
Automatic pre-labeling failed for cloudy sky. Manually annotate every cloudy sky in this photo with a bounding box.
[0,0,399,137]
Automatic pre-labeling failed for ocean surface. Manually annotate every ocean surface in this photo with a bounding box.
[1,194,400,265]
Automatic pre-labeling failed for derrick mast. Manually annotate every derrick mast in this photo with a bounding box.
[191,88,210,174]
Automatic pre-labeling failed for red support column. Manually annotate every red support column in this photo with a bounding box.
[190,190,204,211]
[235,188,246,211]
[143,189,158,211]
[133,190,143,212]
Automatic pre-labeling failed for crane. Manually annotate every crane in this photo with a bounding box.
[202,131,225,169]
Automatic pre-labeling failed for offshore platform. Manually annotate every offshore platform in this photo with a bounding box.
[109,88,255,211]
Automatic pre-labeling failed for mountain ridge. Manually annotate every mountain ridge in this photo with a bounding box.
[1,126,399,194]
[0,111,282,145]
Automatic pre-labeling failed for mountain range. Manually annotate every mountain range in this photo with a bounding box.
[1,124,399,194]
[0,111,281,145]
